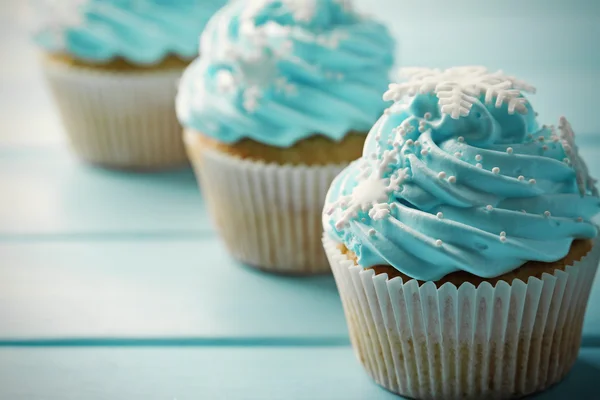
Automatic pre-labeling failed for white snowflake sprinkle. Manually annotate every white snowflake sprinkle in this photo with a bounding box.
[383,66,536,119]
[326,154,409,229]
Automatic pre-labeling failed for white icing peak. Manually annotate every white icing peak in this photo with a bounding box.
[383,66,537,119]
[558,117,599,197]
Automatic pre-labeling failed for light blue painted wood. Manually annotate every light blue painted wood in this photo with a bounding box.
[0,239,347,340]
[0,347,599,400]
[1,238,599,341]
[0,146,212,236]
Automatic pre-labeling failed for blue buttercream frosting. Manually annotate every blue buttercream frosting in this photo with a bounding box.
[33,0,227,64]
[176,0,395,147]
[324,66,600,281]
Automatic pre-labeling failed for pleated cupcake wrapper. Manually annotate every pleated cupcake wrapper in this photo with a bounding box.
[189,144,345,274]
[323,235,600,400]
[43,60,188,169]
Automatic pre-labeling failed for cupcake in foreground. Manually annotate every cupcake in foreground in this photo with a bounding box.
[177,0,395,273]
[33,0,226,169]
[323,66,600,399]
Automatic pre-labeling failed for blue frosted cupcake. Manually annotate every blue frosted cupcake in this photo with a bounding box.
[323,66,600,399]
[177,0,395,274]
[32,0,227,169]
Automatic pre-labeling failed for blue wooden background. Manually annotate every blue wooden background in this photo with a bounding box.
[0,1,599,398]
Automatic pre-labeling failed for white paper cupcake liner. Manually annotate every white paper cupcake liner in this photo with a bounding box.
[323,234,600,400]
[188,141,345,274]
[43,58,188,169]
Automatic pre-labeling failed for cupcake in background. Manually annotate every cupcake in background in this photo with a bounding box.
[323,67,600,399]
[177,0,395,274]
[32,0,227,169]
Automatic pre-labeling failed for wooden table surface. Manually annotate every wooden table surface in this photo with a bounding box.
[1,1,599,399]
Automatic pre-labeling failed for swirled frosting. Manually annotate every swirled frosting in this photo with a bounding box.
[176,0,395,147]
[32,0,227,64]
[324,66,600,281]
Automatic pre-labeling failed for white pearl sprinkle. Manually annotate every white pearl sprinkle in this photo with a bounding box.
[500,231,506,237]
[476,163,483,168]
[368,229,376,236]
[414,141,420,146]
[405,139,414,146]
[457,136,465,143]
[486,205,493,211]
[384,108,391,115]
[407,126,415,133]
[538,136,545,142]
[424,112,432,120]
[500,236,507,243]
[454,152,461,158]
[436,212,443,219]
[506,147,514,154]
[448,176,457,183]
[529,179,536,185]
[438,171,447,179]
[390,203,397,209]
[544,211,551,217]
[475,155,482,161]
[418,125,427,133]
[492,167,500,174]
[435,239,443,247]
[518,175,525,181]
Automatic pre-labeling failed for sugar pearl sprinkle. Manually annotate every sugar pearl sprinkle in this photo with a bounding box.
[506,147,514,154]
[436,212,444,219]
[544,211,551,217]
[500,236,507,243]
[475,155,482,161]
[454,152,461,158]
[435,239,443,247]
[420,149,429,156]
[457,136,465,143]
[448,176,457,184]
[500,231,506,237]
[405,139,414,146]
[486,205,493,211]
[529,179,536,185]
[368,229,376,236]
[492,167,500,174]
[414,141,420,147]
[438,171,447,179]
[476,163,483,168]
[424,112,432,120]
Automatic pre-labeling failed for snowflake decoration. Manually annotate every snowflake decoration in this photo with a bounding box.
[242,0,318,22]
[326,149,408,229]
[558,117,599,197]
[30,0,85,46]
[383,66,536,119]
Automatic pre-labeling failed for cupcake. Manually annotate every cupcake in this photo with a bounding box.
[177,0,395,273]
[33,0,227,169]
[323,66,600,399]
